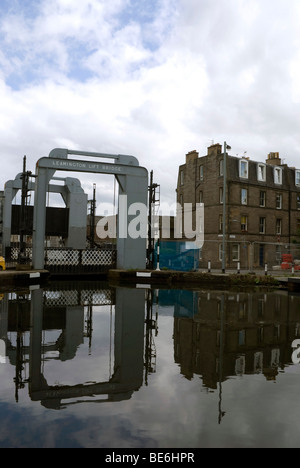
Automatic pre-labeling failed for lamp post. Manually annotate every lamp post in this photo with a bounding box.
[222,142,231,273]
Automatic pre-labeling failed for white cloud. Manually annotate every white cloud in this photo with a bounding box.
[0,0,300,210]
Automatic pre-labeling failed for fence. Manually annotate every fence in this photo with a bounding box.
[4,244,117,274]
[44,285,115,307]
[4,244,33,269]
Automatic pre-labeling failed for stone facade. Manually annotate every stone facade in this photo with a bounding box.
[176,144,300,269]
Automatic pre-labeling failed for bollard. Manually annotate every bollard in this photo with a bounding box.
[208,260,211,273]
[237,262,240,274]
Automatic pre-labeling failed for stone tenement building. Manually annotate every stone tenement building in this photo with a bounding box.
[176,143,300,270]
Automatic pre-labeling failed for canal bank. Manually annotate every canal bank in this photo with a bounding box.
[0,269,50,290]
[0,267,298,291]
[108,269,289,290]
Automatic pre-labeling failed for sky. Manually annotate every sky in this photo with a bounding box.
[0,0,300,213]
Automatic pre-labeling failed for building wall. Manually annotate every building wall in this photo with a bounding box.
[177,144,300,269]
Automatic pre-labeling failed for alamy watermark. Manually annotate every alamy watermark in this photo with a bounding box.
[292,339,300,364]
[96,196,204,249]
[0,339,6,364]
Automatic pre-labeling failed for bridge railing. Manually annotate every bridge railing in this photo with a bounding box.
[4,244,117,273]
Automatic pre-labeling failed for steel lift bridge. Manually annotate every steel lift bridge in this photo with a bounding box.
[32,148,149,271]
[2,172,88,254]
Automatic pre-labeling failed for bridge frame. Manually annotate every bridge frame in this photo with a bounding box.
[3,174,88,254]
[32,148,148,270]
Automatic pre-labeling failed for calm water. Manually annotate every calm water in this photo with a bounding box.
[0,281,300,448]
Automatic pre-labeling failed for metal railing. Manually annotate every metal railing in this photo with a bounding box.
[4,243,117,273]
[45,247,117,274]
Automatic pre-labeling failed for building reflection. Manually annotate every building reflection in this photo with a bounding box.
[0,282,156,409]
[1,283,300,414]
[166,289,300,388]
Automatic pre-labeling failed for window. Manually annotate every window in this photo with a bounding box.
[241,188,248,205]
[241,215,248,232]
[260,191,266,207]
[271,348,280,367]
[219,159,224,176]
[219,244,223,262]
[257,163,266,182]
[296,170,300,186]
[258,299,264,318]
[219,214,223,233]
[199,191,203,203]
[257,328,264,344]
[276,219,282,235]
[239,159,249,179]
[235,355,245,375]
[199,165,204,181]
[297,195,300,210]
[219,187,223,204]
[239,302,247,319]
[274,325,280,340]
[254,352,263,373]
[238,330,246,346]
[276,193,282,209]
[232,244,240,262]
[276,245,282,264]
[259,217,266,234]
[180,170,184,186]
[274,167,282,185]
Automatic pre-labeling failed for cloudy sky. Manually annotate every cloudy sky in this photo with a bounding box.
[0,0,300,212]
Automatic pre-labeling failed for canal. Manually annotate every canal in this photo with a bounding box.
[0,281,300,448]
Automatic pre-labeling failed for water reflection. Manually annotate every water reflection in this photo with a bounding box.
[165,289,300,426]
[1,286,300,406]
[0,283,150,409]
[167,289,298,385]
[1,283,300,447]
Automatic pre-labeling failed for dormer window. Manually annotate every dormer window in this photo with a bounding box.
[239,159,248,179]
[274,167,282,185]
[257,163,266,182]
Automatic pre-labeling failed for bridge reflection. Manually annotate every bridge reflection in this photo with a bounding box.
[0,282,153,409]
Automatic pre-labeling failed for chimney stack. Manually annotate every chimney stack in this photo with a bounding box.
[207,143,222,157]
[186,150,199,164]
[266,152,282,166]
